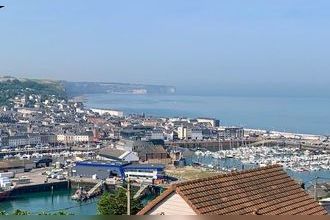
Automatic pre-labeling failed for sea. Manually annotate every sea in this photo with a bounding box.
[85,93,330,135]
[1,93,330,214]
[84,93,330,185]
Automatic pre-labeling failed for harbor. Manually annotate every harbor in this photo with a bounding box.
[188,144,330,186]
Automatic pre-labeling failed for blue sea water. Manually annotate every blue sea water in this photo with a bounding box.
[85,94,330,135]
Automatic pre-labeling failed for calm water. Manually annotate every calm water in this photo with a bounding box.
[85,94,330,135]
[0,189,98,215]
[0,188,158,215]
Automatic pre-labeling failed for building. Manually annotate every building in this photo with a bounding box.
[5,133,42,147]
[123,164,165,184]
[90,108,124,117]
[40,133,57,144]
[120,128,146,140]
[218,127,244,139]
[196,118,220,127]
[71,161,165,182]
[134,144,170,164]
[177,126,191,140]
[137,165,327,215]
[0,160,35,174]
[191,128,203,140]
[56,132,93,144]
[146,129,164,141]
[98,147,139,163]
[71,161,127,180]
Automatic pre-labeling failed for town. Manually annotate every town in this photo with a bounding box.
[0,92,330,215]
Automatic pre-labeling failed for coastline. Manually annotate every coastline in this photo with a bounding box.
[80,93,329,138]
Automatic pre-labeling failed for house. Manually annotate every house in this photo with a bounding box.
[137,165,327,215]
[135,145,170,164]
[98,147,139,162]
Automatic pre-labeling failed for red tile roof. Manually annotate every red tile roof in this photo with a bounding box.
[137,165,327,215]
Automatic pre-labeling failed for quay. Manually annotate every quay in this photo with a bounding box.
[12,180,69,195]
[10,168,70,195]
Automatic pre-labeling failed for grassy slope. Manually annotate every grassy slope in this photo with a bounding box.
[0,77,67,106]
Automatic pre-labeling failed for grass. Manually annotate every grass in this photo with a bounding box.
[166,166,221,181]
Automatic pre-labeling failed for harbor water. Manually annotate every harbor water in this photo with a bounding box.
[0,189,98,215]
[0,188,157,215]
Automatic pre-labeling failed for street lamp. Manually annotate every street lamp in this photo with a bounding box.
[0,6,4,8]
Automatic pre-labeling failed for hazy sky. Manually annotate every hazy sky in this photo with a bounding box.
[0,0,330,95]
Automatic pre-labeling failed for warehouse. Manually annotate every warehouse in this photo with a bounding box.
[71,161,127,180]
[71,161,165,182]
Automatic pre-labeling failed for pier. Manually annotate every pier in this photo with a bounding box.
[71,180,104,201]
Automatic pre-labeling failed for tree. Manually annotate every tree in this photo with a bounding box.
[0,211,7,215]
[0,209,73,215]
[13,209,30,215]
[97,188,143,215]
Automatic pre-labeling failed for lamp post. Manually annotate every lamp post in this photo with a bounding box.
[127,176,131,216]
[0,6,4,9]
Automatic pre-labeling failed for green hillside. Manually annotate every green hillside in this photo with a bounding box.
[0,76,67,106]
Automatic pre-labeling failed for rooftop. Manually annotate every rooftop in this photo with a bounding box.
[138,165,327,215]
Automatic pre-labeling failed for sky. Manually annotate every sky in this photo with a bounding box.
[0,0,330,96]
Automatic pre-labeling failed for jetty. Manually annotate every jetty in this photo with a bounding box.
[71,180,104,201]
[133,184,149,199]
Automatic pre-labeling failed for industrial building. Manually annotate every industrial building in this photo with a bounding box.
[71,161,165,183]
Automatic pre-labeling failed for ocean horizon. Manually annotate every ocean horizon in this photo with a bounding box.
[84,93,330,136]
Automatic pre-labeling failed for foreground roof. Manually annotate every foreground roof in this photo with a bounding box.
[138,165,327,215]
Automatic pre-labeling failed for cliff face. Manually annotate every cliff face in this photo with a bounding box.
[63,81,176,97]
[0,75,176,106]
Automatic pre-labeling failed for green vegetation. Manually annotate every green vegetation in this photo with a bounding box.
[97,188,143,215]
[0,78,67,106]
[0,209,73,215]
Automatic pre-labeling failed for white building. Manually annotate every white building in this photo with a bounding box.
[124,164,165,184]
[56,133,93,144]
[196,118,220,127]
[191,128,203,140]
[90,108,124,117]
[98,148,139,163]
[177,126,192,140]
[7,134,42,147]
[148,129,165,140]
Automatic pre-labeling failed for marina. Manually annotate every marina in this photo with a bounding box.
[190,145,330,186]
